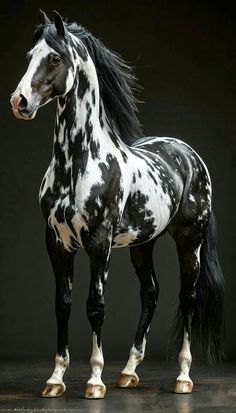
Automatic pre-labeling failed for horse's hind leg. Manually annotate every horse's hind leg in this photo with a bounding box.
[118,238,159,388]
[41,226,75,398]
[171,228,203,394]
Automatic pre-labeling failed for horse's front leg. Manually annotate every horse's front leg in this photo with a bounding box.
[41,226,75,398]
[83,226,112,399]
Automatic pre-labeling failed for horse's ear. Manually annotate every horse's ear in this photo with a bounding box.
[53,10,66,38]
[39,9,51,24]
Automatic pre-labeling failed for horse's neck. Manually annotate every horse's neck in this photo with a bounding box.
[52,62,128,169]
[53,83,101,153]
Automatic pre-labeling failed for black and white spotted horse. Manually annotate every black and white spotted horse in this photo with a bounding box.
[11,11,224,399]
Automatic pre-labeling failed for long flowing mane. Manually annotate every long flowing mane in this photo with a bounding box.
[33,21,143,145]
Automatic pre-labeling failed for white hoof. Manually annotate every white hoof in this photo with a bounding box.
[175,379,193,394]
[117,372,139,388]
[85,383,106,399]
[41,383,66,397]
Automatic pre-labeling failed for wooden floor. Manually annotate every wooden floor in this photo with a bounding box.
[0,360,235,412]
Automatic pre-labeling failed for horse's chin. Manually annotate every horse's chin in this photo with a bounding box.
[12,109,37,120]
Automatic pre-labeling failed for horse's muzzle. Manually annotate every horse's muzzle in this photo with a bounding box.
[10,93,37,120]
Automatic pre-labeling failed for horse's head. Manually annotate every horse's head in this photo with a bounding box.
[10,11,76,120]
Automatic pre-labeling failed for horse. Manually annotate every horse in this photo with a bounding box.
[10,11,224,400]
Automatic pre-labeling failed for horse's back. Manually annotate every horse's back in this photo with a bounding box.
[132,136,209,175]
[130,136,212,237]
[132,136,211,195]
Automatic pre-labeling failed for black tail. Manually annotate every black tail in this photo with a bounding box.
[168,211,224,364]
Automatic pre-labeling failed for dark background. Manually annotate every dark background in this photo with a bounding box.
[0,0,235,362]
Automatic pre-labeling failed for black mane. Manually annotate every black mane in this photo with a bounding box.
[33,21,143,145]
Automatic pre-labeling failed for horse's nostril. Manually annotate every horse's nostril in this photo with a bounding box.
[19,94,28,111]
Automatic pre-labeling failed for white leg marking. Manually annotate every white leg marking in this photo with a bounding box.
[85,333,106,398]
[175,330,193,394]
[87,333,104,386]
[177,331,192,382]
[47,349,70,386]
[118,337,147,388]
[122,337,147,376]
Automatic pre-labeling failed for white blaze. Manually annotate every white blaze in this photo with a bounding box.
[15,39,53,95]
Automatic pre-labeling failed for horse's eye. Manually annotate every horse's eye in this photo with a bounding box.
[48,53,61,65]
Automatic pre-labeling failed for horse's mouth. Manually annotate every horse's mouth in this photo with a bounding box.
[13,110,37,120]
[18,108,37,120]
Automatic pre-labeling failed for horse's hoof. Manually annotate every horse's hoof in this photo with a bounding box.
[117,372,139,388]
[175,379,193,394]
[85,383,106,399]
[41,383,66,398]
